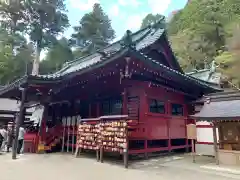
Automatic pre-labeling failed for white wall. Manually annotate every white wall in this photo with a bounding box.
[196,121,219,156]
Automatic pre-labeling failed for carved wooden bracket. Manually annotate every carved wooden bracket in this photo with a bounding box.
[120,57,133,84]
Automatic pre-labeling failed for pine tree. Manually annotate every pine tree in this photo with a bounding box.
[40,38,74,74]
[26,0,69,75]
[71,3,115,54]
[141,14,165,29]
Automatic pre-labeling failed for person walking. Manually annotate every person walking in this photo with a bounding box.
[17,125,25,154]
[0,126,7,151]
[6,126,13,152]
[0,126,4,151]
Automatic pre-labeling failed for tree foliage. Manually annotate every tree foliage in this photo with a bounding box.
[0,2,118,84]
[141,14,165,29]
[0,0,27,33]
[39,38,73,74]
[0,28,34,84]
[167,0,240,87]
[26,0,69,75]
[71,3,115,54]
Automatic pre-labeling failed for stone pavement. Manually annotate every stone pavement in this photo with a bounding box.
[130,154,240,179]
[0,153,240,180]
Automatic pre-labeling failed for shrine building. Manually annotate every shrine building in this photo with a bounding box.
[0,21,221,160]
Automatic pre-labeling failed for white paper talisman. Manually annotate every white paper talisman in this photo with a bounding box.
[62,117,67,126]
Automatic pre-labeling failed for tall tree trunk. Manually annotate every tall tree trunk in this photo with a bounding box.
[10,18,17,54]
[32,6,44,76]
[32,42,41,75]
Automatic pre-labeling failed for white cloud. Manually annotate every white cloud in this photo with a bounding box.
[113,36,123,42]
[148,0,171,14]
[69,0,100,11]
[126,14,146,31]
[118,0,127,6]
[109,4,120,17]
[118,0,141,7]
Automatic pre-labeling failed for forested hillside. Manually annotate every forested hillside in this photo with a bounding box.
[167,0,240,87]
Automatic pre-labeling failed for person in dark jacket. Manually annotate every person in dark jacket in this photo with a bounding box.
[0,131,3,151]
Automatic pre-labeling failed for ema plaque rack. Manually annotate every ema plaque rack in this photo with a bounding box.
[100,121,128,153]
[77,123,99,150]
[75,118,129,168]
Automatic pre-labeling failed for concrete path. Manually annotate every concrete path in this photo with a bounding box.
[0,153,239,180]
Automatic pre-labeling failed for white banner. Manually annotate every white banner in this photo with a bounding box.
[71,116,76,125]
[62,117,66,125]
[67,117,71,126]
[77,115,81,124]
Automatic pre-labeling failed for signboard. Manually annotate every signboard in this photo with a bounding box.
[187,124,197,140]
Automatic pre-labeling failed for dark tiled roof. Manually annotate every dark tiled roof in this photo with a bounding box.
[0,76,28,97]
[192,91,240,120]
[192,100,240,120]
[0,20,221,98]
[0,98,34,113]
[134,50,221,92]
[53,47,222,94]
[37,27,165,79]
[204,90,240,101]
[186,69,222,85]
[0,46,221,98]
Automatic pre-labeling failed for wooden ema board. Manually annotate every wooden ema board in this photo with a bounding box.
[77,121,128,152]
[187,124,197,140]
[76,120,129,168]
[77,123,99,150]
[100,121,127,153]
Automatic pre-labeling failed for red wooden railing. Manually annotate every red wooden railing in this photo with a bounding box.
[24,133,39,153]
[45,125,62,150]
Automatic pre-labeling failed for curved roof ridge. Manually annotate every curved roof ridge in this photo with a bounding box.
[64,26,152,66]
[50,27,157,76]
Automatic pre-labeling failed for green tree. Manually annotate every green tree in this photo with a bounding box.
[0,0,29,66]
[72,48,84,59]
[71,3,115,54]
[26,0,69,75]
[170,30,217,71]
[40,38,74,74]
[141,14,165,29]
[215,24,240,88]
[0,28,34,84]
[168,0,240,72]
[0,0,27,34]
[168,0,227,50]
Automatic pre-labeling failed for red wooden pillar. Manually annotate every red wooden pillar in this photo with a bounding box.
[167,101,171,151]
[185,118,189,152]
[96,102,100,117]
[140,90,148,158]
[37,104,48,153]
[41,119,47,142]
[139,89,147,122]
[122,88,127,115]
[184,104,189,152]
[89,103,92,118]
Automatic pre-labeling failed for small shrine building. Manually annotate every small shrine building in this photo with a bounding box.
[193,91,240,166]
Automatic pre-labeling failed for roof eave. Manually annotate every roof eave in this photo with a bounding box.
[0,76,28,98]
[128,49,220,94]
[190,115,240,121]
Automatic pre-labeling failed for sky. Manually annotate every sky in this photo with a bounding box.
[64,0,188,40]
